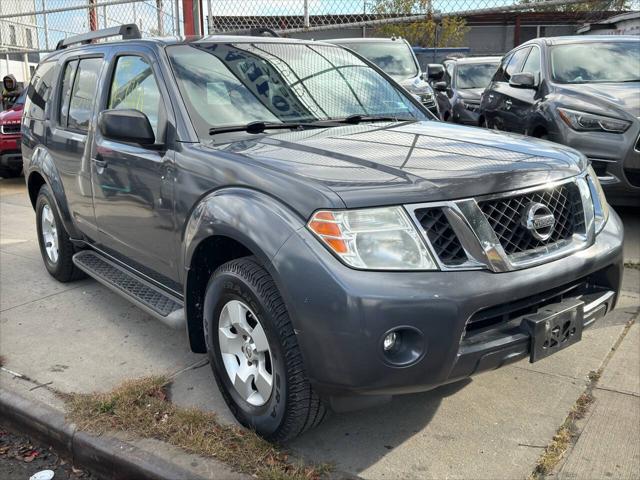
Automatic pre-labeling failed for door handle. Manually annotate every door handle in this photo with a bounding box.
[505,99,512,110]
[93,159,108,169]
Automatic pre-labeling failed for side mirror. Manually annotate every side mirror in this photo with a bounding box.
[509,72,537,89]
[433,81,448,92]
[98,109,155,145]
[427,64,445,81]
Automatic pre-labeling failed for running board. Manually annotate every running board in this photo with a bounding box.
[72,250,185,329]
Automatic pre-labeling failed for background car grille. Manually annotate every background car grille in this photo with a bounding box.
[0,124,20,135]
[414,207,468,266]
[478,183,585,256]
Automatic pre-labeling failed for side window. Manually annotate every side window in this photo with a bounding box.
[492,53,512,83]
[505,48,531,82]
[26,61,56,119]
[58,60,78,127]
[68,58,103,131]
[107,56,163,139]
[522,47,541,75]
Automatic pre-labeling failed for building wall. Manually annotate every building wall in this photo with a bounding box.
[0,0,40,83]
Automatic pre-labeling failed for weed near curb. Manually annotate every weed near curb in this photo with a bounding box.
[65,376,329,480]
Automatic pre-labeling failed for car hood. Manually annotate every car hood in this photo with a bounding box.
[215,121,585,208]
[555,83,640,119]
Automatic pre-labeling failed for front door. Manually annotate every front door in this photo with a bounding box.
[91,50,178,283]
[494,47,531,133]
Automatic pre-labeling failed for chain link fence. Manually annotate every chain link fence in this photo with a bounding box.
[0,0,637,81]
[205,0,637,34]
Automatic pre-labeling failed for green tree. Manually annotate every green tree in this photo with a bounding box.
[372,0,470,47]
[517,0,631,12]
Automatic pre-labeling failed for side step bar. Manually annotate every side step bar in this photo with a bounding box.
[72,250,185,329]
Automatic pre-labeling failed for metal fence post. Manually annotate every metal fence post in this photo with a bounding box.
[42,0,50,50]
[207,0,213,34]
[304,0,309,29]
[157,0,164,35]
[174,0,181,35]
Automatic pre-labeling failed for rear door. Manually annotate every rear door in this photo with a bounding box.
[90,47,178,284]
[47,53,106,238]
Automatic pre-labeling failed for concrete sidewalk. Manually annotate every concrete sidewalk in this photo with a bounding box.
[1,176,639,479]
[554,322,640,480]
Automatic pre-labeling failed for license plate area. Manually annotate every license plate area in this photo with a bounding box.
[522,299,584,363]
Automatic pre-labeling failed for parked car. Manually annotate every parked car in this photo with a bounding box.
[480,36,640,206]
[327,37,440,119]
[442,56,501,125]
[0,89,25,178]
[23,26,622,442]
[424,63,453,121]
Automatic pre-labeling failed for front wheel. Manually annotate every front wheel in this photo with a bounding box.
[203,257,327,442]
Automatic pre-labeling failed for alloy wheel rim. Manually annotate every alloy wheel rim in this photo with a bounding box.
[41,204,59,264]
[218,300,273,406]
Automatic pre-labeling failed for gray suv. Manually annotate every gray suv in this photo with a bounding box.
[480,36,640,206]
[22,26,623,441]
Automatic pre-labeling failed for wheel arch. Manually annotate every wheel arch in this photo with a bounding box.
[182,188,305,353]
[26,147,79,238]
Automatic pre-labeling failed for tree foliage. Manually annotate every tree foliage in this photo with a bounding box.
[372,0,470,47]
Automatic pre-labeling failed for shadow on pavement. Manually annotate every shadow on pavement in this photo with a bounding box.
[290,378,471,473]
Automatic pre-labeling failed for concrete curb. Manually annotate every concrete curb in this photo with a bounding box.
[0,388,208,480]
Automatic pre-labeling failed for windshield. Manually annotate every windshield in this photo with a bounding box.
[167,43,426,139]
[551,42,640,84]
[456,62,499,89]
[337,41,419,78]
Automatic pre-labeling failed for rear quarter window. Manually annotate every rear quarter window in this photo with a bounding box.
[26,61,56,120]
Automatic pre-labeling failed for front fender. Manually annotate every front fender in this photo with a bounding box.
[182,187,306,272]
[26,145,80,239]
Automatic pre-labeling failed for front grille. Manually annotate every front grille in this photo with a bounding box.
[415,207,468,266]
[0,124,20,135]
[478,183,585,256]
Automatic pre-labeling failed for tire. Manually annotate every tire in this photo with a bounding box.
[35,184,83,282]
[203,257,327,442]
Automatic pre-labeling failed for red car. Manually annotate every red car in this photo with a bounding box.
[0,90,25,178]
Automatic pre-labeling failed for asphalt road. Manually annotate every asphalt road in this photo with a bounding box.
[1,176,638,479]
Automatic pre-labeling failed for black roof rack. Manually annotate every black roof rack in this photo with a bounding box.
[55,24,141,50]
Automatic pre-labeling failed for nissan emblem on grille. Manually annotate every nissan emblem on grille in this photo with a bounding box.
[522,202,556,241]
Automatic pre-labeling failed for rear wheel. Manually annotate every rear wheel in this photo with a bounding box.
[35,184,83,282]
[204,257,327,442]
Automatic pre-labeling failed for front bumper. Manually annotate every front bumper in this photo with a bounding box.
[551,121,640,206]
[272,209,623,400]
[0,134,22,170]
[452,102,481,125]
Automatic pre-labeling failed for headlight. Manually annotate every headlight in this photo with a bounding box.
[307,207,438,270]
[558,108,630,133]
[586,166,610,233]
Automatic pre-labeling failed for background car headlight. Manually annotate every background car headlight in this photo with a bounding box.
[558,108,630,133]
[586,165,610,234]
[307,207,437,270]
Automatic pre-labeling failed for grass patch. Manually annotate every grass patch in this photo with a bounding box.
[528,392,595,480]
[624,261,640,270]
[65,376,329,480]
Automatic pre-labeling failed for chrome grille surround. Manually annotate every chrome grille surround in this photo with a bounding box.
[404,173,596,273]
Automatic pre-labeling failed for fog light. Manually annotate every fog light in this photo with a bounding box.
[383,332,398,351]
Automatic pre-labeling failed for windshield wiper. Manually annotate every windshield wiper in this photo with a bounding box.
[340,114,415,124]
[209,116,415,136]
[209,121,318,136]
